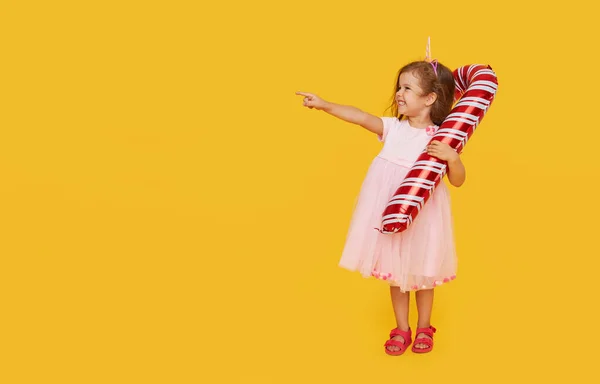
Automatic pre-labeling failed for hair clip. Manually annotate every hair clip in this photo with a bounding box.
[425,36,432,61]
[425,37,438,77]
[430,59,438,76]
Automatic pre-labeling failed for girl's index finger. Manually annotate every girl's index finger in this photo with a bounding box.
[295,91,311,97]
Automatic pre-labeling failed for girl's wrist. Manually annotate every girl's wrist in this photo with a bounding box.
[447,154,461,166]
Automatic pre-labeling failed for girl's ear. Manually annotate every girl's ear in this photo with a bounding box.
[426,92,438,107]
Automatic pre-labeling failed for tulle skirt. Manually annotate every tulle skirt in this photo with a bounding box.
[338,155,457,292]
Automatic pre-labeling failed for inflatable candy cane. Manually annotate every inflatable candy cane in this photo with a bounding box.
[379,64,498,234]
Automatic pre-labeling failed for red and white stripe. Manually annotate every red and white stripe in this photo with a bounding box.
[378,64,498,234]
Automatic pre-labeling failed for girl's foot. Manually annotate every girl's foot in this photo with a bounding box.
[384,328,412,355]
[413,333,432,350]
[411,326,436,353]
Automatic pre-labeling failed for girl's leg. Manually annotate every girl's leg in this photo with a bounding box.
[387,286,410,352]
[414,288,434,349]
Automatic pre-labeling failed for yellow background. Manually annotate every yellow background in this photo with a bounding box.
[1,0,599,382]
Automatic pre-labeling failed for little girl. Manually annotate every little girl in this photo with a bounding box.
[297,59,463,355]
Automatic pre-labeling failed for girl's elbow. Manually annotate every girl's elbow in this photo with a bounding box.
[450,177,466,188]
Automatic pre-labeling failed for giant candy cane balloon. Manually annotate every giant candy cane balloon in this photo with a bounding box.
[379,64,498,234]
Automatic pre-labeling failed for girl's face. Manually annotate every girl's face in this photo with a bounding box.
[395,71,434,118]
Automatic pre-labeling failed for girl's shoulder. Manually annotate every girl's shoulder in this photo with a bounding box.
[380,116,405,131]
[378,116,403,142]
[381,116,402,125]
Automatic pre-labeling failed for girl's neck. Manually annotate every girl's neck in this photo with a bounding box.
[407,116,435,128]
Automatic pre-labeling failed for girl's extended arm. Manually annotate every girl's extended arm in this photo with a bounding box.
[296,92,383,136]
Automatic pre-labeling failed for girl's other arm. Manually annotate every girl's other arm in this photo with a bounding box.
[446,157,466,187]
[426,141,466,187]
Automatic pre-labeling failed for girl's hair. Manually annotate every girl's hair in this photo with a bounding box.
[386,61,455,126]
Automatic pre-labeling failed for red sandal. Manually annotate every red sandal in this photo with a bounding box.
[411,326,436,353]
[384,328,412,356]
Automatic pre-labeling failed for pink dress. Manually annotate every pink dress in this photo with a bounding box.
[338,117,457,292]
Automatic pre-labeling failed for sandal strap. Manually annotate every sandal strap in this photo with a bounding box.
[384,339,408,348]
[413,337,433,346]
[415,326,436,338]
[389,328,411,339]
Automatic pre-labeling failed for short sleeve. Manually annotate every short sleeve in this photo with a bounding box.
[378,117,397,142]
